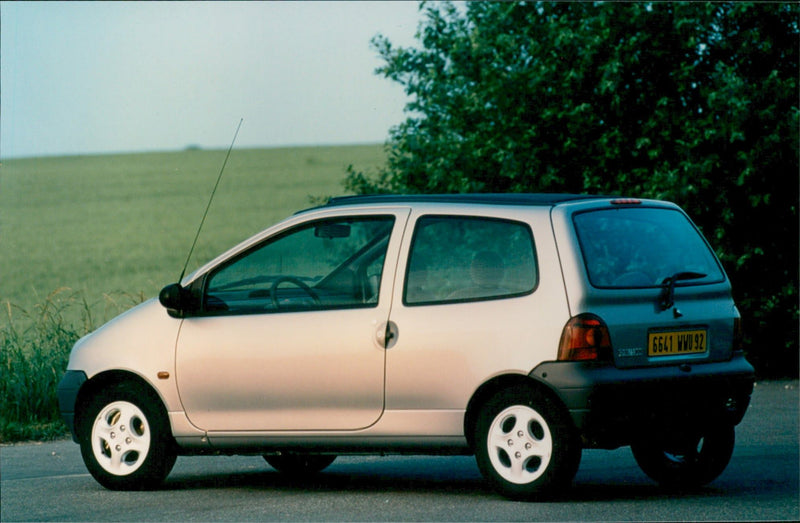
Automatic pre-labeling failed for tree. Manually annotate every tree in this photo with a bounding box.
[347,1,799,377]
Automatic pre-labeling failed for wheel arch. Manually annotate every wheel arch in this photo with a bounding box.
[464,373,572,450]
[74,370,173,442]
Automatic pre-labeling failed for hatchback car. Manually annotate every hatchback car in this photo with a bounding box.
[58,193,754,499]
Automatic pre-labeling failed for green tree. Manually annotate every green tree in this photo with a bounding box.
[348,1,799,377]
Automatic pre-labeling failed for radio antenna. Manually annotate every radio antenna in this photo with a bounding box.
[178,118,243,282]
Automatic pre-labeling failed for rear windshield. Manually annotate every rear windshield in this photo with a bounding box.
[573,207,725,288]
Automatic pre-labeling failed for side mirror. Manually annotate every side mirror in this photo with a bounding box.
[159,283,189,314]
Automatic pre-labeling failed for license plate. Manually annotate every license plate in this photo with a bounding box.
[648,329,707,356]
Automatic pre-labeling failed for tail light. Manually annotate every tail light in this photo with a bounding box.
[558,314,613,361]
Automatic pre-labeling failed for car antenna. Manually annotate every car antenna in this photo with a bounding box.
[178,118,243,283]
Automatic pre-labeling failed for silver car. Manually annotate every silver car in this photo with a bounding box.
[57,194,754,499]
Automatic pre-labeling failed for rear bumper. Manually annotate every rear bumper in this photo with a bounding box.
[530,353,755,448]
[57,370,87,443]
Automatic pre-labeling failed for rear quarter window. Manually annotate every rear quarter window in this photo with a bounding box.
[573,207,725,288]
[404,215,537,305]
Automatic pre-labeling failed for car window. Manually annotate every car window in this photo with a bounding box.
[204,216,395,314]
[573,207,725,288]
[404,216,537,305]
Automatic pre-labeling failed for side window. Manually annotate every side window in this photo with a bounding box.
[404,216,537,305]
[204,216,395,314]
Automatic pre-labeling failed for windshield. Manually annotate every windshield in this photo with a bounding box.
[573,207,725,288]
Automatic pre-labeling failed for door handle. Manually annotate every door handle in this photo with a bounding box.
[376,321,399,349]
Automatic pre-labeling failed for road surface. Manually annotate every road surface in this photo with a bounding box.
[1,380,797,521]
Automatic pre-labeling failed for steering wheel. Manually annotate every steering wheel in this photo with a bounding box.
[270,276,321,309]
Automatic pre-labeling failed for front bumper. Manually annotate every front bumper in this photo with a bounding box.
[530,353,755,449]
[57,370,87,443]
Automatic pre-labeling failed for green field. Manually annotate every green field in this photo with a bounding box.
[1,144,387,326]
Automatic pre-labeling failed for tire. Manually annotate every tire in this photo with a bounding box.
[631,424,735,488]
[264,454,336,477]
[78,382,177,490]
[474,386,581,500]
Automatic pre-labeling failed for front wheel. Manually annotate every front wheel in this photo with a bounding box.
[474,386,581,500]
[79,383,176,490]
[631,424,735,488]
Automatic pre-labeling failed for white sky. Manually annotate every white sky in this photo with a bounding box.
[0,1,425,159]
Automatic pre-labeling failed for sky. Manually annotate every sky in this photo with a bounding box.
[1,1,425,159]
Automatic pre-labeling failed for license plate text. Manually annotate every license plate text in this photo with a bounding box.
[648,329,707,356]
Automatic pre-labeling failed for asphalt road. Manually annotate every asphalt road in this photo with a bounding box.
[2,380,798,522]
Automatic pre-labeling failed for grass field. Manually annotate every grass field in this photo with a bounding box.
[1,144,387,325]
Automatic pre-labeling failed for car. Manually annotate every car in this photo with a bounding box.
[57,193,754,499]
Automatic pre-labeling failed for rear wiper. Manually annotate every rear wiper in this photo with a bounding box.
[659,271,707,311]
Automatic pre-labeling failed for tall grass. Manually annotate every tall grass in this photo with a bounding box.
[0,289,142,442]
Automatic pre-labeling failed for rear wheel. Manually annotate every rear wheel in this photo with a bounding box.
[79,383,176,490]
[264,454,336,477]
[631,424,735,487]
[474,386,581,500]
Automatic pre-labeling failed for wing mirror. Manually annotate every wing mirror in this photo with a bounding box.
[159,283,191,315]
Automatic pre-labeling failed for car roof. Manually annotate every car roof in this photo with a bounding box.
[318,193,611,209]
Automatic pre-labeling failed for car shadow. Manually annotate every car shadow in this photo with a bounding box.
[160,458,726,502]
[164,468,489,497]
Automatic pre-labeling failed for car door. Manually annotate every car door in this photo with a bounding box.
[175,208,410,432]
